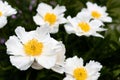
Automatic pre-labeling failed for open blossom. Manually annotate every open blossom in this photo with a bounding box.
[63,56,102,80]
[33,2,67,33]
[64,12,106,38]
[5,25,65,71]
[0,0,17,28]
[82,2,112,23]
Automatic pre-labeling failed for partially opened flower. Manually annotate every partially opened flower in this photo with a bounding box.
[5,25,65,70]
[82,2,112,23]
[0,0,17,28]
[64,12,106,38]
[33,2,67,33]
[63,56,102,80]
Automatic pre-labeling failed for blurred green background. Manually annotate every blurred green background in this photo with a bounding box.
[0,0,120,80]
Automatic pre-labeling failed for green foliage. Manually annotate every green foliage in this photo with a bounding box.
[0,0,120,80]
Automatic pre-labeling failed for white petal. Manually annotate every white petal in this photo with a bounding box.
[53,5,66,15]
[90,20,104,28]
[0,1,17,16]
[87,72,100,80]
[33,14,45,25]
[58,17,67,24]
[92,33,104,38]
[15,26,35,43]
[36,55,57,69]
[101,16,112,22]
[51,65,64,74]
[55,41,66,65]
[85,60,102,76]
[76,12,91,22]
[58,14,67,24]
[64,56,83,75]
[10,56,34,70]
[35,25,51,41]
[49,24,59,33]
[64,23,75,34]
[37,2,52,17]
[42,38,60,56]
[0,16,7,28]
[64,16,76,34]
[63,75,75,80]
[5,35,25,56]
[31,61,43,70]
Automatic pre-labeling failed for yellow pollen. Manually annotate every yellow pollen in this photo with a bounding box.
[78,22,90,32]
[0,11,3,16]
[73,67,88,80]
[44,13,57,25]
[91,11,101,19]
[24,39,43,56]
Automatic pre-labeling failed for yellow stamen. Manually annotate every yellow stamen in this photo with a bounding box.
[91,11,101,19]
[44,13,57,25]
[73,67,88,80]
[78,22,90,32]
[24,39,43,56]
[0,11,3,16]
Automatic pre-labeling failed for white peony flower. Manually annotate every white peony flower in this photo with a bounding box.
[33,2,67,33]
[0,0,17,28]
[64,12,106,38]
[82,2,112,23]
[63,56,102,80]
[5,25,66,71]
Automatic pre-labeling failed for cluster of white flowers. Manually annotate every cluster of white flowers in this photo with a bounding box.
[2,1,112,80]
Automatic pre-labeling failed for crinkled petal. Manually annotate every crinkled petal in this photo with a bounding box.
[37,2,52,17]
[15,26,35,43]
[35,25,51,41]
[85,60,102,76]
[53,5,66,15]
[0,16,7,28]
[64,16,76,34]
[76,12,91,22]
[33,14,45,26]
[87,72,100,80]
[55,41,66,65]
[36,55,57,69]
[5,35,25,56]
[0,1,17,16]
[64,56,83,75]
[42,38,60,56]
[10,56,34,70]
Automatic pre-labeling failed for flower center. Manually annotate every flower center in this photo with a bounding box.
[78,22,90,32]
[24,39,43,56]
[73,67,88,80]
[91,11,101,19]
[44,13,57,25]
[0,11,3,16]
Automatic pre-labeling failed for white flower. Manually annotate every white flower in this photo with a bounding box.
[0,0,17,28]
[5,25,66,71]
[82,2,112,23]
[33,2,67,33]
[63,56,102,80]
[64,12,106,38]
